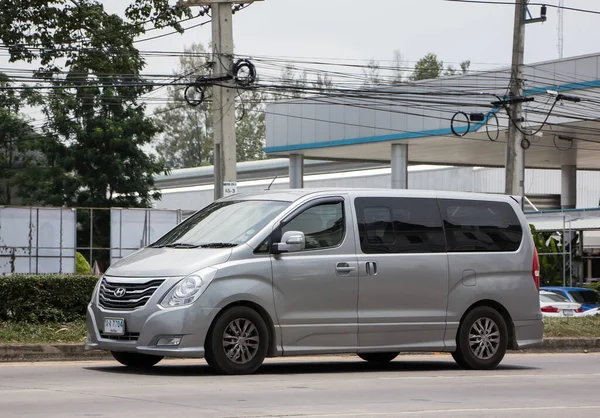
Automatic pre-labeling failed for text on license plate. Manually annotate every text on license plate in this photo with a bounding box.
[104,318,125,335]
[563,309,574,317]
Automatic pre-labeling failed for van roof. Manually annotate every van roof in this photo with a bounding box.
[220,188,519,203]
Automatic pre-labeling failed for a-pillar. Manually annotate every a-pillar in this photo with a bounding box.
[289,154,304,189]
[561,165,577,209]
[391,144,408,189]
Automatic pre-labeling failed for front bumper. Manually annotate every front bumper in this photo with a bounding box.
[86,303,220,358]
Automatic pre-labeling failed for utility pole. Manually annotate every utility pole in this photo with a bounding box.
[557,0,564,59]
[505,1,546,205]
[505,0,527,199]
[178,0,260,200]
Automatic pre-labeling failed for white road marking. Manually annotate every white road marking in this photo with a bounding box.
[281,405,600,417]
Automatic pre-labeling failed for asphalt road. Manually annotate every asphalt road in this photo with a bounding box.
[0,353,599,418]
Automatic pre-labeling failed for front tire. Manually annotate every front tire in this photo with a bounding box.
[358,352,399,364]
[453,306,508,370]
[205,306,269,375]
[111,351,163,368]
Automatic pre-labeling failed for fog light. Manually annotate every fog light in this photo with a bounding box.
[157,337,182,347]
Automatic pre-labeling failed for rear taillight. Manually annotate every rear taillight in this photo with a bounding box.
[576,307,583,313]
[533,247,540,292]
[541,306,560,313]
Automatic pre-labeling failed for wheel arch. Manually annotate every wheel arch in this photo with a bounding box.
[459,299,517,350]
[205,300,278,357]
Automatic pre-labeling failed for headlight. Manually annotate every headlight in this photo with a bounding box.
[92,276,103,302]
[161,267,218,308]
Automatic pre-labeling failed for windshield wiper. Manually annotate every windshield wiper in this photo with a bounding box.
[150,242,201,249]
[198,243,238,248]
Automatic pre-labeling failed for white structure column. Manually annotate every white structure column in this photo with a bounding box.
[391,144,408,189]
[561,165,577,209]
[289,154,304,189]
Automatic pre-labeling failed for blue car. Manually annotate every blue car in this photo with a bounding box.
[541,287,600,312]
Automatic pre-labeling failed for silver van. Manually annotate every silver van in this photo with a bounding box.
[86,189,543,375]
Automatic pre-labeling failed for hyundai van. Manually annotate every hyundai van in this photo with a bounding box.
[86,189,544,375]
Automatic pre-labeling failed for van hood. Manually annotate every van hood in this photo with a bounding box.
[104,247,233,278]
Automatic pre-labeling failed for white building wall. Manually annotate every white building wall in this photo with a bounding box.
[155,166,600,212]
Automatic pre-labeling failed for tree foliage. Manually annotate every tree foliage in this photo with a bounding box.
[530,225,564,286]
[0,74,45,205]
[410,53,471,81]
[410,53,444,81]
[153,43,267,170]
[0,0,177,209]
[0,0,187,265]
[0,0,190,73]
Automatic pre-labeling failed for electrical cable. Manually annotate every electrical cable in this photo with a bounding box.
[485,111,500,141]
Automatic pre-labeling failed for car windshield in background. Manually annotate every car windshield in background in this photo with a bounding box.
[150,200,290,248]
[540,293,570,303]
[569,290,600,304]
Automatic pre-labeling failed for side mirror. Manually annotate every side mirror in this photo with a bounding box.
[273,231,305,254]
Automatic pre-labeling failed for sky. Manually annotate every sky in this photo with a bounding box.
[3,0,600,134]
[116,0,600,77]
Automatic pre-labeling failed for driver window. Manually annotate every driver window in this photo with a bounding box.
[281,202,345,250]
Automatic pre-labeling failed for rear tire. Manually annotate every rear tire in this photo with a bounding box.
[111,351,163,368]
[453,306,508,370]
[358,352,399,364]
[205,306,269,375]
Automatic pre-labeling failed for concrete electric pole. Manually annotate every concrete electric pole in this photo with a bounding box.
[505,1,546,205]
[178,0,261,200]
[505,0,527,199]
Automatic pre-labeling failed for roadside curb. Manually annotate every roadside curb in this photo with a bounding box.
[0,344,111,362]
[1,338,599,363]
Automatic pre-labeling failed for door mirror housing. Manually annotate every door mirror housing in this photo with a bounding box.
[272,231,305,254]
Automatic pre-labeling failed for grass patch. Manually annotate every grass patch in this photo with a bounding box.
[0,321,87,344]
[543,316,600,338]
[0,317,599,344]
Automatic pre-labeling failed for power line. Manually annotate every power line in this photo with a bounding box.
[444,0,600,15]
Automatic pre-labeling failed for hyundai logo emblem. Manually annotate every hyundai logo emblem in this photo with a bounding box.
[113,288,127,298]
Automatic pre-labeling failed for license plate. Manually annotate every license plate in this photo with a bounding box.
[104,318,125,335]
[563,309,574,317]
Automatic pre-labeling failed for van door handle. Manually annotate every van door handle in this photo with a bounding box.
[336,262,355,274]
[366,261,378,276]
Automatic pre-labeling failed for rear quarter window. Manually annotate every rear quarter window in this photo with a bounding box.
[439,199,523,253]
[569,290,600,304]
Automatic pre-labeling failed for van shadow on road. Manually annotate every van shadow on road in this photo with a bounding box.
[84,358,537,377]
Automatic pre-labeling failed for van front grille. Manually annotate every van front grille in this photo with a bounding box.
[98,278,164,310]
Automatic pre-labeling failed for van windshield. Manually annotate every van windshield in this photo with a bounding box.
[150,200,290,248]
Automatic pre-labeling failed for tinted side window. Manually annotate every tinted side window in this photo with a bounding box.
[355,197,446,254]
[282,202,345,250]
[439,199,522,253]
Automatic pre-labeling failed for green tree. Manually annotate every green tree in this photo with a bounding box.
[312,73,334,93]
[410,53,444,81]
[363,59,382,86]
[153,43,267,169]
[460,60,471,74]
[530,225,564,286]
[0,74,44,205]
[153,43,215,169]
[280,64,309,99]
[0,0,184,265]
[391,50,405,84]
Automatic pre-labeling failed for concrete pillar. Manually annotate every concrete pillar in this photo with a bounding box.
[391,144,408,189]
[289,154,304,189]
[561,165,576,209]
